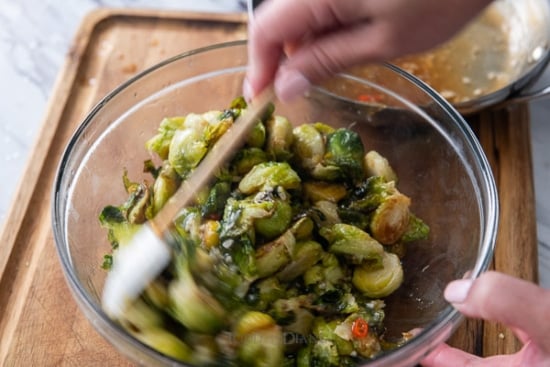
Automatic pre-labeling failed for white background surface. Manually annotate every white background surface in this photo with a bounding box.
[0,0,548,287]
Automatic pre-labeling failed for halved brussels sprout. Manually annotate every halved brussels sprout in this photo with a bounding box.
[352,252,404,298]
[370,192,411,245]
[320,223,384,265]
[364,150,398,183]
[238,162,301,194]
[266,115,294,161]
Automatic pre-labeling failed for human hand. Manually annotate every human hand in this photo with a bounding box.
[245,0,493,102]
[421,271,550,367]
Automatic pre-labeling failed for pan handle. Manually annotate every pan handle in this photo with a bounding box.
[504,85,550,105]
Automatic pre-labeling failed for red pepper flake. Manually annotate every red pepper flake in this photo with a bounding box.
[351,318,369,339]
[357,93,384,103]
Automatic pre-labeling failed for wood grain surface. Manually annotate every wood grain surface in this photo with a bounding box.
[0,8,538,366]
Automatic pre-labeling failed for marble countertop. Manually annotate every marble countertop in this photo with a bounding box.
[1,0,548,287]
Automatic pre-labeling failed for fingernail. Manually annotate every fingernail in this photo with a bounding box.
[275,69,310,102]
[243,78,254,101]
[444,279,473,304]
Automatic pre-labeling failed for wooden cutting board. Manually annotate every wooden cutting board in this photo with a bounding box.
[0,8,538,366]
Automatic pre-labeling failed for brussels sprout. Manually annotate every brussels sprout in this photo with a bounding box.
[352,333,382,359]
[283,308,315,340]
[312,122,336,135]
[292,124,325,171]
[98,206,140,249]
[169,254,227,334]
[276,240,323,282]
[119,297,164,331]
[143,279,170,310]
[236,312,284,367]
[369,192,411,245]
[266,115,294,161]
[323,128,366,182]
[182,112,210,132]
[230,234,258,278]
[238,162,301,194]
[116,171,152,224]
[201,181,232,220]
[333,313,382,359]
[229,95,248,110]
[320,223,384,265]
[203,113,233,146]
[364,150,398,183]
[168,127,208,177]
[311,339,340,366]
[151,161,181,215]
[290,216,315,240]
[132,327,193,362]
[303,253,345,294]
[247,277,287,310]
[202,249,254,299]
[352,252,404,298]
[220,197,274,239]
[232,147,269,176]
[145,116,186,159]
[297,344,312,367]
[269,296,314,326]
[200,219,221,249]
[303,181,348,203]
[234,310,276,338]
[173,207,203,245]
[312,200,341,227]
[345,176,396,213]
[255,230,295,278]
[312,318,355,357]
[400,213,430,243]
[254,199,293,239]
[246,122,267,148]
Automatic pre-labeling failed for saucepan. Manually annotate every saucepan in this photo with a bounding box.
[249,0,550,115]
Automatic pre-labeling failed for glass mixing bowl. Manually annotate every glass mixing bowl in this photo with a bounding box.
[52,40,498,367]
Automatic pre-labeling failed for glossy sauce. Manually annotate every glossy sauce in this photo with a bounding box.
[392,6,516,103]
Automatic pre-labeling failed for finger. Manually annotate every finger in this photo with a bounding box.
[277,21,394,80]
[246,0,370,96]
[421,342,525,367]
[445,271,550,348]
[420,342,481,367]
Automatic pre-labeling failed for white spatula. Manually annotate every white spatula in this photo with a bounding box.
[102,87,275,319]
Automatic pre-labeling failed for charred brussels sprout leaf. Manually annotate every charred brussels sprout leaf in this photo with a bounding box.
[99,205,125,225]
[101,254,113,270]
[201,181,232,220]
[345,176,396,213]
[400,213,430,242]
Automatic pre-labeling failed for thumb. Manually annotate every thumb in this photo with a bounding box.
[444,271,550,348]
